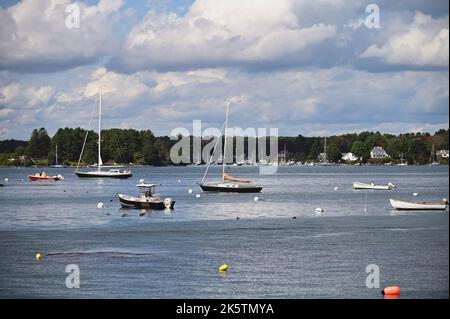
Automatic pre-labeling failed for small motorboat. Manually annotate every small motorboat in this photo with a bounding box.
[389,198,448,211]
[28,172,64,181]
[353,181,395,190]
[118,181,175,210]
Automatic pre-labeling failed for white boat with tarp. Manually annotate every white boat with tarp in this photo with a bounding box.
[389,198,448,210]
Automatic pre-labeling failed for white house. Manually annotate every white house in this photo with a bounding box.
[342,152,358,161]
[437,150,449,158]
[370,146,389,159]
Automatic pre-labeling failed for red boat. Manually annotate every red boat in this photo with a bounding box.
[28,172,64,181]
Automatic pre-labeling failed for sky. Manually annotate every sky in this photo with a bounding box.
[0,0,448,140]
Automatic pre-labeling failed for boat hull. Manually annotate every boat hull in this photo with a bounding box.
[118,194,175,210]
[389,198,448,210]
[28,175,62,181]
[199,183,262,193]
[75,171,132,179]
[353,182,393,190]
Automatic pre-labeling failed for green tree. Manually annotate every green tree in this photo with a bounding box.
[27,128,50,158]
[327,143,341,162]
[351,141,368,160]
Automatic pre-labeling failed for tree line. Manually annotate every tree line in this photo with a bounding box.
[0,127,448,166]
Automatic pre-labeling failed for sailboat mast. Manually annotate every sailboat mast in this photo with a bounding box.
[222,99,231,182]
[98,88,102,172]
[324,136,327,163]
[55,145,58,165]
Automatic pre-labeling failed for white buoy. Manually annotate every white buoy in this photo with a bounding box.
[97,202,104,209]
[4,178,8,182]
[178,179,181,183]
[196,194,201,198]
[188,189,193,194]
[413,192,418,197]
[315,207,323,214]
[254,196,259,202]
[334,186,338,191]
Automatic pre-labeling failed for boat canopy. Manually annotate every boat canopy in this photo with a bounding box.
[223,173,251,183]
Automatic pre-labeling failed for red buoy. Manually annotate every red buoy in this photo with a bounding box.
[382,286,401,296]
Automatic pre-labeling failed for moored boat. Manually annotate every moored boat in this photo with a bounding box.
[28,172,64,181]
[75,88,132,179]
[389,198,448,210]
[199,99,263,193]
[118,181,175,210]
[75,169,132,179]
[353,181,395,190]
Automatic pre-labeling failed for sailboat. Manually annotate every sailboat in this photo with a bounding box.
[198,99,262,193]
[320,136,333,166]
[75,88,132,179]
[50,145,66,168]
[429,144,440,166]
[397,153,407,166]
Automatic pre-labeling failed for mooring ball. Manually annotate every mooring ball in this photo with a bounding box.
[254,196,259,202]
[219,264,229,272]
[97,202,104,208]
[195,194,201,198]
[188,189,193,194]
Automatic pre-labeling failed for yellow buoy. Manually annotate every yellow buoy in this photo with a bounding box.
[219,264,228,272]
[35,252,41,261]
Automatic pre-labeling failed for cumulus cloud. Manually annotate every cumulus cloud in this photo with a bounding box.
[1,66,447,139]
[109,0,337,72]
[360,12,449,68]
[0,0,124,73]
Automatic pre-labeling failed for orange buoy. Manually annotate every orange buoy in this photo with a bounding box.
[382,286,400,296]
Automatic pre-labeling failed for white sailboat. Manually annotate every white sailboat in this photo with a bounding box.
[50,145,66,168]
[75,88,132,179]
[429,144,440,166]
[319,136,333,166]
[198,99,262,193]
[397,153,407,166]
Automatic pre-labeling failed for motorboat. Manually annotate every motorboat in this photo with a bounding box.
[28,172,64,181]
[389,198,448,210]
[353,181,395,190]
[118,181,175,210]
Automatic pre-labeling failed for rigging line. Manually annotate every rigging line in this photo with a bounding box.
[201,120,226,184]
[76,95,97,171]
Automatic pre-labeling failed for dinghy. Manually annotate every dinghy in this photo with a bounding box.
[389,198,448,211]
[28,172,64,181]
[353,181,395,190]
